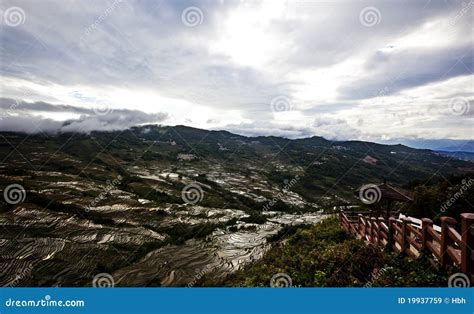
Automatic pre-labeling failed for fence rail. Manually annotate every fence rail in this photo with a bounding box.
[339,211,474,284]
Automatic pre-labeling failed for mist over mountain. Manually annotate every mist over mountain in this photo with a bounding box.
[1,97,471,153]
[1,124,472,194]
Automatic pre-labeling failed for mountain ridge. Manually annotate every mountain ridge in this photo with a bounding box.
[1,124,472,203]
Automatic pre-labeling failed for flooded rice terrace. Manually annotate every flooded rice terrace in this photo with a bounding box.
[113,210,325,286]
[0,165,325,287]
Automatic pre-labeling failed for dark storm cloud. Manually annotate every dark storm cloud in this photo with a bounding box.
[0,98,168,134]
[339,43,473,100]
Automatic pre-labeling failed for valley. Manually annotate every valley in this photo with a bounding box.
[0,125,472,287]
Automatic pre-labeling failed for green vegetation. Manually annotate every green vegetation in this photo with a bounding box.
[200,216,449,287]
[368,254,449,287]
[349,174,473,224]
[407,175,473,222]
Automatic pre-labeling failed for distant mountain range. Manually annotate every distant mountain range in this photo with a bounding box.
[1,125,472,202]
[379,139,474,153]
[434,150,474,162]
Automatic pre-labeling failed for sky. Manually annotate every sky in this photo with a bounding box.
[0,0,473,149]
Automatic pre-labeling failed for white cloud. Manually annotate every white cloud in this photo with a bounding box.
[0,98,168,133]
[0,0,472,142]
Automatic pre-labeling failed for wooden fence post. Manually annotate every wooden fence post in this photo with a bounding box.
[371,217,377,243]
[401,218,408,255]
[421,218,433,253]
[440,216,457,268]
[358,214,364,238]
[387,217,395,252]
[340,211,472,282]
[460,213,474,284]
[378,217,385,247]
[366,217,370,242]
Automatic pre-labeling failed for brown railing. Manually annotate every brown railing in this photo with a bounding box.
[340,210,474,284]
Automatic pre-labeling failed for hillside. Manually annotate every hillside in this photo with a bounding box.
[199,217,449,287]
[0,125,472,287]
[2,125,471,200]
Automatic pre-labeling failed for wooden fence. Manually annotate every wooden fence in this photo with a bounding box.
[339,210,474,284]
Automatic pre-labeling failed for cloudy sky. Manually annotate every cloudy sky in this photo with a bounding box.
[0,0,472,148]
